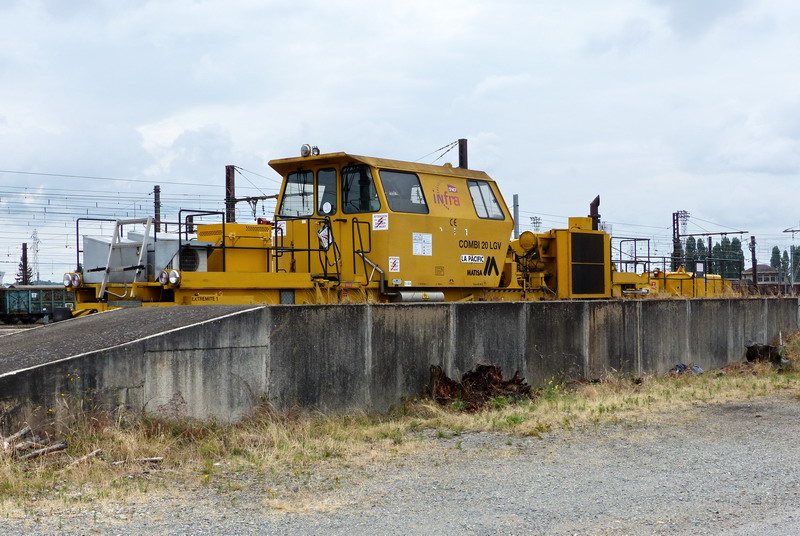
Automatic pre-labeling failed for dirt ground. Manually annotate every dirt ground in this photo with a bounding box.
[3,395,800,535]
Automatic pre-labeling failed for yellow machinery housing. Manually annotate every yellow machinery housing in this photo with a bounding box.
[647,267,730,298]
[64,149,732,311]
[508,218,613,299]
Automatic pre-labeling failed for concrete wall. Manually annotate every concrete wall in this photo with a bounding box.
[1,298,797,431]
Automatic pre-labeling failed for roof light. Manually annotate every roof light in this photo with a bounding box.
[300,144,312,157]
[311,145,320,156]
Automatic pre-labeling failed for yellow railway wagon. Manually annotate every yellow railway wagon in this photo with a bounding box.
[648,268,730,298]
[64,147,733,312]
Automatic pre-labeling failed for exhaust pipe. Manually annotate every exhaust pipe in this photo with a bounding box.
[589,195,600,231]
[458,139,468,169]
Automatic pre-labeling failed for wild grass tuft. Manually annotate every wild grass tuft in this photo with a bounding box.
[2,341,800,507]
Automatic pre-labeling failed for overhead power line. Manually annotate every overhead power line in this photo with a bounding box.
[0,168,279,190]
[234,166,282,185]
[415,140,459,164]
[690,216,745,233]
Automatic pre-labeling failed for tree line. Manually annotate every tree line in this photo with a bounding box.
[769,245,800,282]
[674,236,745,279]
[673,238,800,282]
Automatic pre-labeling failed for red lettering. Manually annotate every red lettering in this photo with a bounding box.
[433,190,462,208]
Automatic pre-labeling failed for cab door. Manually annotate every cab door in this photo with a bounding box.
[275,163,383,282]
[338,164,382,284]
[275,170,314,273]
[314,168,342,279]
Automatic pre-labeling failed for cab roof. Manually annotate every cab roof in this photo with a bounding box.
[268,152,494,182]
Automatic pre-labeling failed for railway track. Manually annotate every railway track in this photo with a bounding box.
[0,324,38,336]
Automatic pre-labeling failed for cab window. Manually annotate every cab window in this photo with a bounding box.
[317,168,337,216]
[342,164,380,213]
[278,170,314,217]
[467,180,504,220]
[379,170,428,214]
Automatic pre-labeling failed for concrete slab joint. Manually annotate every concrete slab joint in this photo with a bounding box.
[0,300,798,432]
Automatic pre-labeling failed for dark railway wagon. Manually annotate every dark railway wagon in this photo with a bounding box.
[0,285,74,324]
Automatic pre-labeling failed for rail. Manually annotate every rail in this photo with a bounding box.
[612,237,652,274]
[352,218,372,283]
[178,210,226,271]
[74,217,149,272]
[351,218,396,298]
[74,212,380,287]
[354,251,396,298]
[272,215,343,279]
[612,251,744,280]
[315,217,342,280]
[73,217,154,300]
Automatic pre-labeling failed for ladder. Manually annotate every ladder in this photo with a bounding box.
[95,217,153,300]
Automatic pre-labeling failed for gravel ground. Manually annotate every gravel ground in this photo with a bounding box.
[0,326,31,337]
[3,396,800,535]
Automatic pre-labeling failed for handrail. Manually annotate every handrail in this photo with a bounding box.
[352,218,372,283]
[612,254,744,280]
[272,215,344,277]
[355,250,397,298]
[97,217,153,300]
[351,218,395,297]
[178,210,225,271]
[315,217,342,280]
[75,217,121,272]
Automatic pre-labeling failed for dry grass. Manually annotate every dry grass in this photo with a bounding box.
[3,332,800,507]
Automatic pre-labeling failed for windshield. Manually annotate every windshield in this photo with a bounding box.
[342,165,380,213]
[278,170,314,217]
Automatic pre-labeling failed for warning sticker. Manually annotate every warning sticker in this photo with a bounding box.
[372,213,389,231]
[273,220,287,238]
[412,232,432,256]
[389,256,400,272]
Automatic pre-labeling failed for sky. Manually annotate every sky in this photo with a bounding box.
[1,0,799,283]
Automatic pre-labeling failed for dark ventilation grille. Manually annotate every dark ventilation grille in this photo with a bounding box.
[180,249,200,272]
[572,233,605,263]
[571,233,605,295]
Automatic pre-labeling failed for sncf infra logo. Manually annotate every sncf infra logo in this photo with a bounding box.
[432,183,461,209]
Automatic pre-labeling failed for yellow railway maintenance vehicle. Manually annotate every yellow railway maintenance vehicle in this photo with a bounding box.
[646,267,729,298]
[63,146,727,311]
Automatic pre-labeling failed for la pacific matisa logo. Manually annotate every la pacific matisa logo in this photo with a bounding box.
[432,183,461,209]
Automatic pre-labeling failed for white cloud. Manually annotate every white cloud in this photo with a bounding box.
[651,0,747,39]
[469,74,541,100]
[0,0,799,279]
